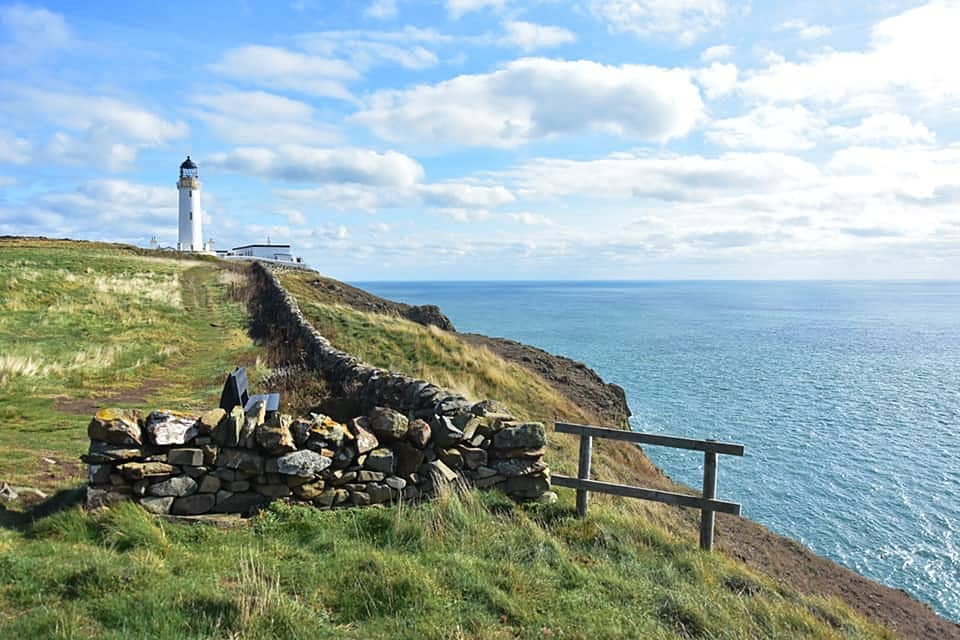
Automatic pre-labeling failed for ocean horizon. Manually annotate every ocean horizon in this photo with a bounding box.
[355,279,960,622]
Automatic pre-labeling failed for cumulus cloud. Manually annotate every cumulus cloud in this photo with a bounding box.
[191,90,340,145]
[700,44,732,62]
[777,19,831,40]
[694,62,737,98]
[353,57,704,147]
[500,21,576,52]
[740,2,960,110]
[447,0,504,19]
[208,145,425,188]
[706,105,824,150]
[0,5,70,61]
[365,0,398,20]
[418,182,515,208]
[828,113,935,146]
[508,212,554,225]
[0,130,32,164]
[209,45,358,100]
[590,0,729,44]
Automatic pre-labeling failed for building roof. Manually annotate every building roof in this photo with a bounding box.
[180,156,197,170]
[231,243,292,250]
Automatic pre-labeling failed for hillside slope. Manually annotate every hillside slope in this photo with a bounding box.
[0,239,951,639]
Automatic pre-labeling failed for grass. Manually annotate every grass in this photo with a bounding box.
[0,491,895,640]
[0,238,262,487]
[0,239,898,638]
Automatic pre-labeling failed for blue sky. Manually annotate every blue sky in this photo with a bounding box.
[1,0,958,280]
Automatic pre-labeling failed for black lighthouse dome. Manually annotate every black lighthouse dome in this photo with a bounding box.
[180,155,198,178]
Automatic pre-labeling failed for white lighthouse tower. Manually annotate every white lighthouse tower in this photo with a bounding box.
[177,155,204,252]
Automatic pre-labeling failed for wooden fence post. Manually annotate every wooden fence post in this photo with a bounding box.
[699,450,718,550]
[576,434,593,517]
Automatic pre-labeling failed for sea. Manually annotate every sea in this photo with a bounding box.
[354,280,960,622]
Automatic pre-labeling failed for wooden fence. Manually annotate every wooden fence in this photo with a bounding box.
[551,422,745,551]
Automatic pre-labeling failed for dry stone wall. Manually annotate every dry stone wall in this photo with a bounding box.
[84,262,554,515]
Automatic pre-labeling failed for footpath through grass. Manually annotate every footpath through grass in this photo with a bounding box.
[0,238,260,488]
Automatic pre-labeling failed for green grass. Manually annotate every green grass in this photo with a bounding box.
[0,490,894,640]
[0,239,261,487]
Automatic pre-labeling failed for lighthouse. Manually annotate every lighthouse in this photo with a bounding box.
[177,155,204,252]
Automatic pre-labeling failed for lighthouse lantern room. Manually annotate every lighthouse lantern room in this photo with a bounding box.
[177,155,204,252]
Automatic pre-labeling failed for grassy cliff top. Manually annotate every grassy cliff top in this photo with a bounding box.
[0,238,942,639]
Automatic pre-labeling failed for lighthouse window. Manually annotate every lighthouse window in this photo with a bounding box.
[188,191,192,198]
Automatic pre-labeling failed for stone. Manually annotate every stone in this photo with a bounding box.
[224,480,251,492]
[211,492,269,514]
[348,417,379,454]
[87,408,142,446]
[292,481,326,500]
[333,442,358,470]
[470,399,511,417]
[357,470,384,482]
[385,476,406,491]
[182,465,207,479]
[492,458,548,477]
[212,406,245,447]
[497,447,547,459]
[255,484,291,498]
[439,449,463,470]
[255,414,296,454]
[476,465,499,479]
[403,485,419,500]
[85,485,130,509]
[215,489,234,504]
[239,401,266,448]
[198,408,226,434]
[364,448,394,474]
[118,461,176,480]
[431,415,464,448]
[350,491,371,506]
[132,480,148,497]
[216,468,245,481]
[219,448,265,475]
[290,418,313,448]
[393,441,425,477]
[82,441,144,463]
[367,483,392,504]
[407,418,432,448]
[469,434,486,448]
[167,448,204,466]
[285,474,311,487]
[110,473,126,486]
[274,450,332,477]
[475,474,505,488]
[458,446,487,470]
[313,488,344,508]
[148,475,197,497]
[536,491,559,505]
[330,471,357,486]
[435,394,471,416]
[140,496,174,514]
[202,444,219,466]
[145,410,199,446]
[88,464,111,485]
[198,475,221,493]
[424,460,458,485]
[171,493,216,515]
[493,422,546,450]
[504,473,550,499]
[311,415,347,448]
[368,407,409,442]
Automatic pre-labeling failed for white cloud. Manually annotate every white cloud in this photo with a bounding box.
[500,21,576,52]
[0,130,32,164]
[700,44,732,62]
[0,5,69,61]
[209,145,425,188]
[354,58,704,147]
[777,19,831,40]
[695,62,737,98]
[191,90,340,145]
[508,212,554,225]
[365,0,397,20]
[828,113,935,146]
[277,184,386,212]
[447,0,504,19]
[741,3,960,111]
[430,207,492,222]
[590,0,729,44]
[707,105,825,150]
[209,45,358,100]
[418,182,515,208]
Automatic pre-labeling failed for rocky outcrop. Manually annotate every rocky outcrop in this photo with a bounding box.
[84,404,553,515]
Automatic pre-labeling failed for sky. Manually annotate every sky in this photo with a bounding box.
[1,0,959,280]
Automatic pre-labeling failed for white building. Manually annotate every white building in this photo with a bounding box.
[227,242,297,262]
[177,156,206,252]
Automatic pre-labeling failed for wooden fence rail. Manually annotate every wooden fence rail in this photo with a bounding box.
[551,422,745,551]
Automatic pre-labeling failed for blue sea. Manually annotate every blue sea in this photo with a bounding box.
[354,280,960,622]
